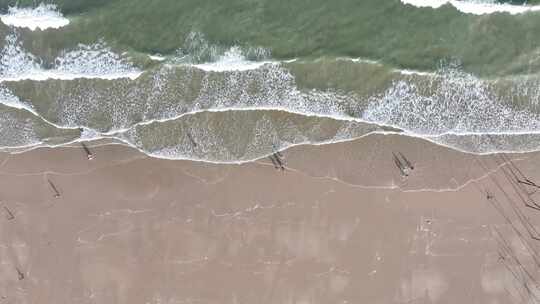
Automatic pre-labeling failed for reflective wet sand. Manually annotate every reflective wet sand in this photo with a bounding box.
[0,134,539,303]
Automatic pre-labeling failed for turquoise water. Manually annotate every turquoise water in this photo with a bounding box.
[1,0,540,161]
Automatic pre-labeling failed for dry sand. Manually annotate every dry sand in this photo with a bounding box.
[0,133,539,303]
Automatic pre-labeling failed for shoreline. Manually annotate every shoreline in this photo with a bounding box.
[7,128,540,165]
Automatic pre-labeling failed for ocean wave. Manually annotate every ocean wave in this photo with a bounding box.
[4,102,540,161]
[362,63,540,135]
[0,106,390,163]
[53,41,142,79]
[401,0,540,15]
[148,54,166,62]
[168,31,272,70]
[191,47,274,72]
[0,85,38,116]
[0,103,79,148]
[0,34,41,81]
[115,109,386,162]
[337,57,435,76]
[0,3,69,30]
[423,132,540,154]
[2,60,540,158]
[2,63,348,132]
[0,34,142,81]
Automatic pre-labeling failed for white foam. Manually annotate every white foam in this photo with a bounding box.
[0,108,42,147]
[0,36,142,81]
[401,0,540,15]
[343,57,382,65]
[192,47,273,72]
[362,65,540,136]
[0,71,142,81]
[0,86,36,114]
[4,60,540,157]
[0,34,41,81]
[149,54,166,61]
[283,58,298,63]
[0,4,69,31]
[52,42,143,79]
[397,69,435,76]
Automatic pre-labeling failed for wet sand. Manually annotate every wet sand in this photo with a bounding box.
[0,133,540,303]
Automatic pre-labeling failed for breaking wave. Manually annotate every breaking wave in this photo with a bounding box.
[0,34,142,81]
[0,3,69,30]
[401,0,540,15]
[0,58,540,160]
[192,46,274,72]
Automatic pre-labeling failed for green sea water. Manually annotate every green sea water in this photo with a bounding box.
[1,0,540,161]
[3,0,540,75]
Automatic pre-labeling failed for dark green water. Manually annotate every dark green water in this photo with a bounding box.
[3,0,540,75]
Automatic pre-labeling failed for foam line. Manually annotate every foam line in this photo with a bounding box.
[401,0,540,15]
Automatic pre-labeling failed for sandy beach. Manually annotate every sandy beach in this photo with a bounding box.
[0,133,539,303]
